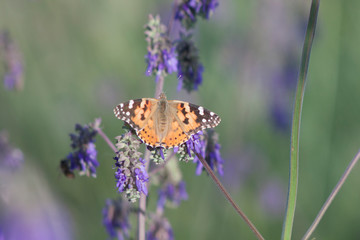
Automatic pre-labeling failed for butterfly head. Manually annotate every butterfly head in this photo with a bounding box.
[159,92,167,100]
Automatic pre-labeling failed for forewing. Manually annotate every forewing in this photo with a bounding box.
[168,100,221,136]
[113,98,157,131]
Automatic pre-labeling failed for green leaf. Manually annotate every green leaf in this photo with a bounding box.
[281,1,320,240]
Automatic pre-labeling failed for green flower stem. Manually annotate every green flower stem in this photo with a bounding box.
[194,152,264,240]
[281,1,320,239]
[302,150,360,240]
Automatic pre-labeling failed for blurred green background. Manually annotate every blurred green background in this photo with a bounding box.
[1,0,360,239]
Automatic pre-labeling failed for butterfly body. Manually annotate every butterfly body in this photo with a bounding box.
[114,93,220,149]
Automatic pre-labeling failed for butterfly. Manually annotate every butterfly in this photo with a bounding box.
[113,93,221,149]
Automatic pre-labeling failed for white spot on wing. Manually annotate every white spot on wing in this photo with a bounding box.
[198,106,204,115]
[202,119,207,123]
[126,112,130,116]
[129,100,134,109]
[120,103,124,108]
[210,112,214,116]
[184,103,190,112]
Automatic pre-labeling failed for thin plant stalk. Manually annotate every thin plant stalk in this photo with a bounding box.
[194,152,264,240]
[302,150,360,240]
[281,0,320,239]
[96,127,117,153]
[138,150,151,240]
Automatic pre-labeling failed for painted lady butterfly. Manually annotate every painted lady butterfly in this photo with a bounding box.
[113,93,221,149]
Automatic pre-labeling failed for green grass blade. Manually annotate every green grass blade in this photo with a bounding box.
[281,1,320,239]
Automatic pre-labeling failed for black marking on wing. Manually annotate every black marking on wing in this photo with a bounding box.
[187,103,221,134]
[113,98,144,131]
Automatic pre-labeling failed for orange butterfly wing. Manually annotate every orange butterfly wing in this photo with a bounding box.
[160,117,191,148]
[114,98,160,147]
[161,101,221,148]
[137,117,161,147]
[114,96,221,149]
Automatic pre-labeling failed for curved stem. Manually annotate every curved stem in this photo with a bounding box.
[194,152,264,240]
[302,149,360,240]
[96,127,117,153]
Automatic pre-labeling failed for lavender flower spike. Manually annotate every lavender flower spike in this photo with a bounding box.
[114,131,149,202]
[102,198,131,240]
[144,15,178,81]
[60,120,99,178]
[157,181,188,211]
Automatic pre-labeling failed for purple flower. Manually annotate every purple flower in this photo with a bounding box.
[177,131,205,162]
[157,181,188,211]
[146,215,174,240]
[102,198,131,240]
[175,0,219,29]
[189,0,202,13]
[194,129,224,176]
[176,35,204,92]
[0,130,24,172]
[61,121,99,178]
[145,51,158,76]
[201,0,219,19]
[114,132,149,202]
[135,163,149,196]
[178,130,223,176]
[0,31,24,91]
[175,0,201,27]
[162,47,178,74]
[144,15,178,81]
[158,148,165,160]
